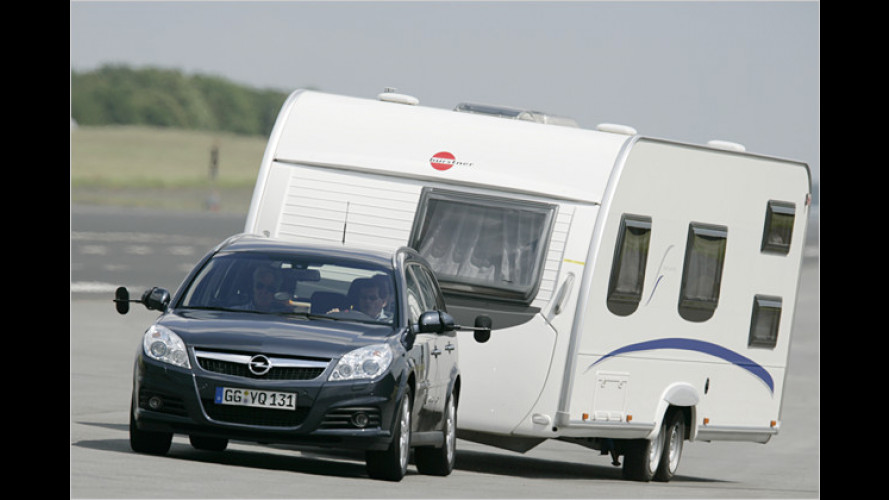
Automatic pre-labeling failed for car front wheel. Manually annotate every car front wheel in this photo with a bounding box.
[366,387,412,481]
[189,435,229,452]
[129,396,172,455]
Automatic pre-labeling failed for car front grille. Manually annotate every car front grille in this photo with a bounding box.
[198,357,326,380]
[194,349,329,381]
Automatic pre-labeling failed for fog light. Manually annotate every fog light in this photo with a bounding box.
[148,396,164,410]
[350,412,369,428]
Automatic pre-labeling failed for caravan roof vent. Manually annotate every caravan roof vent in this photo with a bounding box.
[454,102,578,127]
[378,88,419,105]
[596,123,638,136]
[707,140,746,152]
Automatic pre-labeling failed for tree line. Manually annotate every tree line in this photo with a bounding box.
[71,65,296,136]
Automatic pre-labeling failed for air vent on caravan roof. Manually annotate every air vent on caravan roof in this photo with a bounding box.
[454,102,578,128]
[596,123,638,136]
[707,140,747,152]
[377,88,419,105]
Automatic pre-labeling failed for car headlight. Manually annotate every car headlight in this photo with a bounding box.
[329,343,393,381]
[142,325,191,369]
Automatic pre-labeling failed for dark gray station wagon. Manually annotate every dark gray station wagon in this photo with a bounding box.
[115,234,471,481]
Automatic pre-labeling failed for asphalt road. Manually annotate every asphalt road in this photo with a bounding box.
[70,204,820,498]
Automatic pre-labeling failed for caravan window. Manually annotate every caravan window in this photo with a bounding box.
[410,189,556,304]
[678,223,728,322]
[607,214,652,316]
[761,200,795,255]
[748,295,782,348]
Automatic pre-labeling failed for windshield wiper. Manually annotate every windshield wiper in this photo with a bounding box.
[282,310,392,326]
[279,311,343,321]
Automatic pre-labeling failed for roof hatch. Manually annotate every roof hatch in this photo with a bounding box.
[707,139,747,152]
[454,102,578,128]
[377,88,419,105]
[596,123,638,136]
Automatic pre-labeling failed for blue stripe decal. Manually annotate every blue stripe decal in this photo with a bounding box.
[587,338,774,394]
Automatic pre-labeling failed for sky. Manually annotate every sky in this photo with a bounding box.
[69,1,820,184]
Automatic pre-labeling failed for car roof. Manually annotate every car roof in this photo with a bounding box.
[218,234,406,267]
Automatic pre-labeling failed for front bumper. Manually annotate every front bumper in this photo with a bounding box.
[132,354,403,451]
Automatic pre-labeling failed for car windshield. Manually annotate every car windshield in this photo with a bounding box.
[179,251,397,325]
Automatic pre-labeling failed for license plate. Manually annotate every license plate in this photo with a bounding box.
[215,387,297,411]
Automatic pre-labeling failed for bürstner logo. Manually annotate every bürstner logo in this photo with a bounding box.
[430,151,473,171]
[248,354,272,376]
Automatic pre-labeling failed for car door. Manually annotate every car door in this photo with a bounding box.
[404,264,440,431]
[408,264,454,423]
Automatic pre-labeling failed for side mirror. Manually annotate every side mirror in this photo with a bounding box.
[473,315,492,343]
[417,311,457,334]
[114,287,131,314]
[142,287,171,311]
[414,311,494,341]
[113,286,170,314]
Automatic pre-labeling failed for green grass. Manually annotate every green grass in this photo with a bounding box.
[71,125,268,212]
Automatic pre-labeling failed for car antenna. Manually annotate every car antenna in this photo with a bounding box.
[342,201,350,244]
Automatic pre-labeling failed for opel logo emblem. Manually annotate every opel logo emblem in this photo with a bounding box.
[248,354,272,376]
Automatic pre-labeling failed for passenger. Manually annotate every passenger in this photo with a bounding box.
[248,266,284,312]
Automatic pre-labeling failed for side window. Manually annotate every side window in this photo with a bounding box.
[406,264,443,314]
[761,200,796,255]
[415,265,445,311]
[678,223,728,322]
[607,214,652,316]
[748,295,782,348]
[405,267,426,325]
[410,188,556,304]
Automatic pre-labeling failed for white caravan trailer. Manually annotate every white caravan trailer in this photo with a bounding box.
[245,89,811,481]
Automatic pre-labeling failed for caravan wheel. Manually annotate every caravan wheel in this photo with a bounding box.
[621,426,664,482]
[654,409,685,482]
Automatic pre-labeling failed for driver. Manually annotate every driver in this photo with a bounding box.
[353,278,390,321]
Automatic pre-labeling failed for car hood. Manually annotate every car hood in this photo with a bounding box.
[157,309,398,360]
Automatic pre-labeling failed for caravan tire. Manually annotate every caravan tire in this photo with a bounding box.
[621,426,664,482]
[654,409,685,482]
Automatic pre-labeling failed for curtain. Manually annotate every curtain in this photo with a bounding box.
[416,198,548,294]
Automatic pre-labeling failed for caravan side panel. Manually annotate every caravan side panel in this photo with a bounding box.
[564,139,810,442]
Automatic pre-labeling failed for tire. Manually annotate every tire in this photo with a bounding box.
[366,387,412,481]
[622,423,664,482]
[189,435,229,452]
[129,397,172,455]
[654,409,685,482]
[415,391,457,476]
